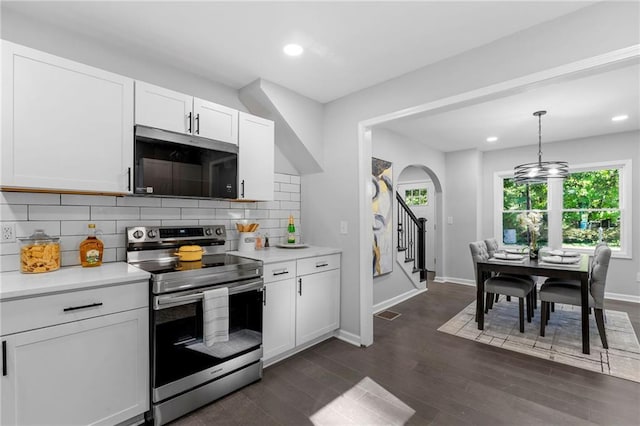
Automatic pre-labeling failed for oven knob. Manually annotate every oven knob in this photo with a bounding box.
[132,230,143,239]
[205,228,213,236]
[147,230,157,239]
[215,228,223,236]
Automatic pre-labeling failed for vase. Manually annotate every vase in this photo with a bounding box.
[529,245,539,260]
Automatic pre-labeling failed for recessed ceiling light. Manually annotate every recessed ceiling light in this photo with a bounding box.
[486,136,498,143]
[611,114,629,122]
[283,44,304,57]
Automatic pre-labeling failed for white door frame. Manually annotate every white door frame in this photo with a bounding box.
[356,45,640,346]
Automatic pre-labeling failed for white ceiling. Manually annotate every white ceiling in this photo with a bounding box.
[2,0,594,103]
[3,1,637,152]
[382,63,640,152]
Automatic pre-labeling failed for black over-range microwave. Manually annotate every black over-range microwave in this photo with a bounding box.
[134,125,238,199]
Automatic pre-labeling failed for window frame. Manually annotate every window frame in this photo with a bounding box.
[493,159,632,258]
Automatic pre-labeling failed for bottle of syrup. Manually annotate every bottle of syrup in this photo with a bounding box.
[287,215,296,244]
[80,224,104,267]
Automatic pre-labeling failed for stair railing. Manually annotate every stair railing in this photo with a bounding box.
[396,192,427,281]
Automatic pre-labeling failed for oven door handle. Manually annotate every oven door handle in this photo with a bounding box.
[155,279,264,309]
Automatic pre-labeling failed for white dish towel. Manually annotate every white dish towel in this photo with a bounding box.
[203,287,229,347]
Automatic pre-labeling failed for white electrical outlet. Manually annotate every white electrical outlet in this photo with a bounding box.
[340,221,348,235]
[2,223,16,242]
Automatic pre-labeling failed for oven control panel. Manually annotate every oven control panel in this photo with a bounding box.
[126,225,227,245]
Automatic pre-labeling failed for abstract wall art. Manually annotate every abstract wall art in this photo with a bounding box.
[372,157,393,276]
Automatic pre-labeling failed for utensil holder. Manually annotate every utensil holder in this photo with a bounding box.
[238,232,256,252]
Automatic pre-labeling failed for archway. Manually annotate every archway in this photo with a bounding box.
[397,165,443,279]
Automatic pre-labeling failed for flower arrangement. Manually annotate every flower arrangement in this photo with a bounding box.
[517,211,543,257]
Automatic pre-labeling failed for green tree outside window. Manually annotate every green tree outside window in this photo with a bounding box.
[405,188,427,206]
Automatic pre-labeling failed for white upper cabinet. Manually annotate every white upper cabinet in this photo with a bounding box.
[134,81,193,134]
[1,41,134,193]
[238,112,275,201]
[135,81,239,145]
[193,98,238,144]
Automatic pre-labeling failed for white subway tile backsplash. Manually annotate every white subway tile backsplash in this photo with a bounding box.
[274,192,290,201]
[215,209,244,220]
[61,194,116,206]
[15,221,61,238]
[117,196,162,207]
[161,219,199,227]
[30,205,89,221]
[1,204,28,221]
[61,221,117,236]
[280,183,300,193]
[0,254,19,272]
[198,199,231,208]
[181,208,216,220]
[280,201,301,211]
[0,242,19,255]
[140,207,181,220]
[1,192,60,205]
[256,201,280,210]
[91,206,139,220]
[161,198,199,208]
[0,174,301,272]
[274,173,291,183]
[244,209,269,219]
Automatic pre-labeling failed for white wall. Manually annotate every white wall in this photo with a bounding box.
[371,128,445,306]
[303,1,640,340]
[479,131,640,300]
[0,173,301,272]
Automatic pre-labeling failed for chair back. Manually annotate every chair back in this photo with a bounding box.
[484,238,499,258]
[469,241,489,280]
[589,244,611,308]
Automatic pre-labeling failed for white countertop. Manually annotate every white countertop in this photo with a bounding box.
[228,245,341,264]
[0,262,150,301]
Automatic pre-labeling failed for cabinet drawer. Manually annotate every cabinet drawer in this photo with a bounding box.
[1,280,148,336]
[297,254,340,276]
[263,261,296,284]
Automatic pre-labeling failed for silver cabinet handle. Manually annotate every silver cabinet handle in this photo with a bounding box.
[63,302,103,312]
[316,263,329,268]
[298,278,302,296]
[273,270,289,276]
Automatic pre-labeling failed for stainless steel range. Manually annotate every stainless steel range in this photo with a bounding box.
[126,225,263,426]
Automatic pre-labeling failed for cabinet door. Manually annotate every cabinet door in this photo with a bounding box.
[135,80,192,134]
[296,268,340,346]
[1,41,134,193]
[1,308,149,426]
[263,278,296,362]
[193,98,238,144]
[238,112,274,201]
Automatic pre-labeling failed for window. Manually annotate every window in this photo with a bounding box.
[404,188,428,206]
[501,178,548,246]
[496,160,631,256]
[562,169,621,249]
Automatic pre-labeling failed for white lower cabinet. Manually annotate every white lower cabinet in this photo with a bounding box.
[263,278,296,361]
[1,281,149,426]
[262,254,340,365]
[296,268,340,346]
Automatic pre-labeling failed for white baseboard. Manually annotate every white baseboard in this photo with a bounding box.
[373,288,428,314]
[605,292,640,304]
[436,277,476,286]
[335,329,362,347]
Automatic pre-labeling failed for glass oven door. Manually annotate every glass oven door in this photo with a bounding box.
[151,278,263,392]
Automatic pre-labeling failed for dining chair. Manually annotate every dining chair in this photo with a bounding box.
[484,237,537,310]
[469,241,534,332]
[542,242,607,313]
[539,244,612,348]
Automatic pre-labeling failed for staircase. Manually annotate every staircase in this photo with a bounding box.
[396,192,427,289]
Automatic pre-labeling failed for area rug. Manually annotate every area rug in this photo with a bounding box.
[438,300,640,383]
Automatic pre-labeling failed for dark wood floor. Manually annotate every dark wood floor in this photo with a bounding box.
[173,281,640,425]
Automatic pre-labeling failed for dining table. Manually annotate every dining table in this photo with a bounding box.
[475,253,591,354]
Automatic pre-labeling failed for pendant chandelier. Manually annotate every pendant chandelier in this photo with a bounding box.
[513,110,568,184]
